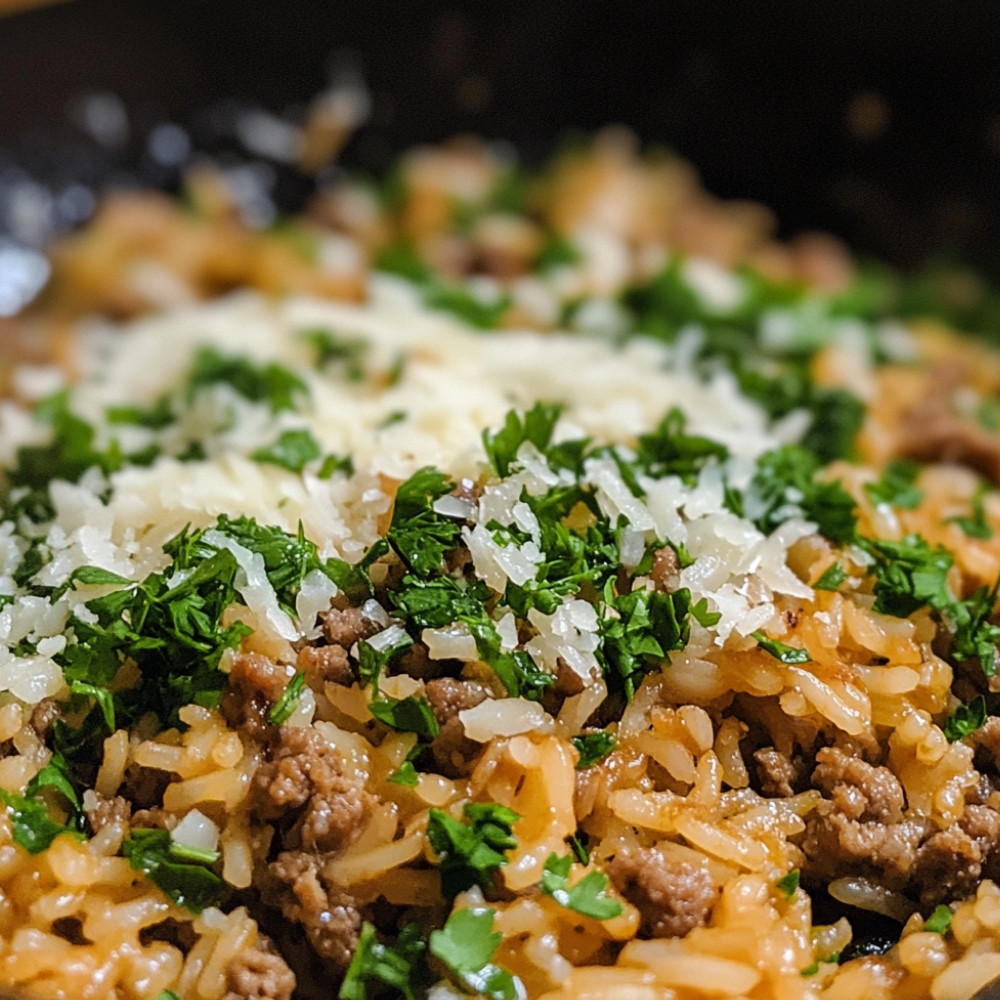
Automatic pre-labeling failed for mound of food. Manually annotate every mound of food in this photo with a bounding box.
[4,133,1000,1000]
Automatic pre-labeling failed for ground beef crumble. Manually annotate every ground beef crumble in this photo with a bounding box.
[607,847,717,938]
[297,643,354,690]
[424,677,490,777]
[801,745,1000,907]
[319,606,383,648]
[29,698,61,741]
[223,652,294,739]
[252,725,374,852]
[649,545,680,593]
[753,746,802,798]
[224,939,297,1000]
[83,791,131,836]
[266,851,362,971]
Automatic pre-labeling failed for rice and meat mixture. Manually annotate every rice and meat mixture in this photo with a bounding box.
[4,134,1000,1000]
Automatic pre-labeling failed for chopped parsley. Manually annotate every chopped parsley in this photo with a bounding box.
[943,694,988,742]
[426,802,519,899]
[864,460,923,510]
[861,535,1000,676]
[3,391,158,523]
[300,327,367,381]
[388,747,421,787]
[250,428,322,472]
[25,752,80,814]
[568,833,590,865]
[429,907,520,1000]
[318,453,355,479]
[860,534,954,619]
[187,345,308,414]
[340,921,429,1000]
[801,955,840,977]
[950,581,1000,678]
[53,516,344,746]
[267,671,306,726]
[691,596,722,627]
[386,467,461,577]
[775,869,800,898]
[121,828,226,914]
[924,904,955,935]
[69,679,117,732]
[357,629,414,694]
[368,696,439,739]
[753,631,811,664]
[540,853,624,920]
[948,489,994,539]
[482,402,563,477]
[572,731,617,769]
[0,789,84,854]
[814,562,847,591]
[635,407,729,481]
[599,582,692,700]
[734,445,857,544]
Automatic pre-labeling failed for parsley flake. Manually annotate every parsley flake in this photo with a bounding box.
[268,671,306,726]
[426,802,519,899]
[357,628,413,694]
[814,562,847,591]
[187,346,308,414]
[775,869,800,898]
[429,908,520,1000]
[368,696,439,739]
[943,695,988,742]
[387,467,461,577]
[599,582,692,700]
[0,789,84,854]
[482,402,563,477]
[540,853,624,920]
[864,460,923,510]
[948,490,994,539]
[340,921,429,1000]
[924,904,955,935]
[250,428,322,472]
[572,731,617,769]
[753,632,810,664]
[122,828,226,914]
[300,328,367,381]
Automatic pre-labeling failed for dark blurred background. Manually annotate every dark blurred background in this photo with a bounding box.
[2,0,1000,269]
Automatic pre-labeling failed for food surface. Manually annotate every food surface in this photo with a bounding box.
[4,134,1000,1000]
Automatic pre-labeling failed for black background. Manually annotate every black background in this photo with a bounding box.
[2,0,1000,269]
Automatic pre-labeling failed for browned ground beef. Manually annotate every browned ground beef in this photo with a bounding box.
[222,652,294,739]
[812,747,906,825]
[297,643,354,690]
[649,545,680,592]
[801,745,1000,907]
[425,677,490,777]
[899,395,1000,484]
[252,726,373,852]
[753,746,802,798]
[84,792,131,836]
[266,851,362,971]
[607,847,717,938]
[224,940,297,1000]
[29,698,61,741]
[319,606,383,648]
[909,805,1000,906]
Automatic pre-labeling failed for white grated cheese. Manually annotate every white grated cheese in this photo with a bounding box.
[202,529,298,641]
